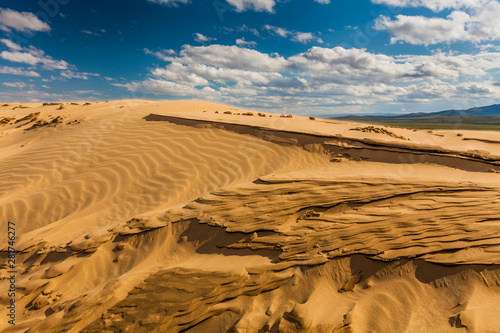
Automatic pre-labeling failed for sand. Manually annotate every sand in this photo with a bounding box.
[0,100,499,332]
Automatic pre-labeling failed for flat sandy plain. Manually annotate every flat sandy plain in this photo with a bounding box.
[1,100,500,332]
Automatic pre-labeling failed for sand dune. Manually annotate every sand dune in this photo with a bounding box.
[1,100,500,332]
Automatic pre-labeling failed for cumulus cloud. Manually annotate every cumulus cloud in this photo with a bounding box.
[226,0,276,12]
[115,78,218,98]
[290,47,421,84]
[118,43,500,112]
[0,8,50,33]
[374,0,500,45]
[152,61,283,86]
[0,39,97,78]
[144,48,176,61]
[177,44,288,72]
[293,32,316,43]
[1,39,69,70]
[152,63,210,86]
[376,12,470,45]
[0,47,69,70]
[236,38,257,47]
[194,33,216,43]
[0,65,40,77]
[456,83,491,94]
[371,0,484,11]
[148,0,277,12]
[294,47,500,84]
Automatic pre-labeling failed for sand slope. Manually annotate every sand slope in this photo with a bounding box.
[1,100,500,332]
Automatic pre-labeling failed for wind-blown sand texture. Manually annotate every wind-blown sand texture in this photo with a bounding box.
[1,100,500,332]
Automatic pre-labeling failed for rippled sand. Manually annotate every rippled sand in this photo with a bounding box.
[1,100,500,332]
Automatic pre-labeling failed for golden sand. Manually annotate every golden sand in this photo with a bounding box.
[1,100,500,332]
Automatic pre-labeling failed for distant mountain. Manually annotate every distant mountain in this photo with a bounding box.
[333,104,500,121]
[330,104,500,130]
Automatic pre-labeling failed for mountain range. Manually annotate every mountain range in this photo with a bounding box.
[334,104,500,121]
[331,104,500,130]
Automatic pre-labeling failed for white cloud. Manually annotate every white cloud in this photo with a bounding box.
[238,25,260,36]
[0,38,22,51]
[152,63,210,86]
[456,83,491,94]
[80,29,103,36]
[61,70,100,80]
[73,90,101,95]
[0,89,102,103]
[147,0,190,6]
[0,39,69,71]
[315,0,330,3]
[293,32,316,43]
[152,62,283,86]
[264,25,292,38]
[0,8,50,33]
[144,48,177,61]
[148,0,277,12]
[226,0,276,12]
[3,81,26,88]
[194,33,216,43]
[264,25,323,44]
[0,50,69,70]
[236,38,257,47]
[374,0,500,45]
[0,66,40,77]
[178,44,288,72]
[0,39,99,79]
[115,78,218,98]
[118,43,500,113]
[291,47,500,84]
[371,0,484,11]
[290,47,409,84]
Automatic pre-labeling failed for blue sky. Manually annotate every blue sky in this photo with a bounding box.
[1,0,500,115]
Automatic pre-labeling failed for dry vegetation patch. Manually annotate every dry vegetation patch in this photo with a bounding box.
[24,115,65,130]
[350,125,409,140]
[0,117,16,125]
[15,112,40,123]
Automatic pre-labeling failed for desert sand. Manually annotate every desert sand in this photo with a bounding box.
[1,100,500,332]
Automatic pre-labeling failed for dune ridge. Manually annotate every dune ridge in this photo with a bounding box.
[1,100,500,332]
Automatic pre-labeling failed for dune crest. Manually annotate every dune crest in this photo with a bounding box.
[1,100,500,332]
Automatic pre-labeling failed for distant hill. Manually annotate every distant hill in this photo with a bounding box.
[334,104,500,121]
[331,104,500,130]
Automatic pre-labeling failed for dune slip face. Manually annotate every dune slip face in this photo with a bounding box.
[1,100,500,333]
